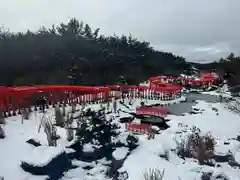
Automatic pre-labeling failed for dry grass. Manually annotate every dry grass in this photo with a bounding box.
[38,114,57,146]
[21,108,31,120]
[65,112,74,141]
[143,168,165,180]
[20,108,32,124]
[64,104,77,141]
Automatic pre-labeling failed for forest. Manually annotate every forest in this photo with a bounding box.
[0,18,187,86]
[193,53,240,93]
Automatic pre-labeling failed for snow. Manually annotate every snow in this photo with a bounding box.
[83,143,95,152]
[0,110,68,180]
[118,99,240,180]
[2,94,240,180]
[112,147,129,160]
[21,146,64,166]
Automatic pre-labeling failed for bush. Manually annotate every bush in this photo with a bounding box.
[0,110,5,124]
[0,125,5,139]
[175,126,216,165]
[143,168,165,180]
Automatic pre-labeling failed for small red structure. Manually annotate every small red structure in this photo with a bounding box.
[136,106,168,118]
[125,122,152,134]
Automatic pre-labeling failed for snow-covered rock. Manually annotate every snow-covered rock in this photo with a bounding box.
[83,143,95,153]
[21,146,71,180]
[112,147,129,161]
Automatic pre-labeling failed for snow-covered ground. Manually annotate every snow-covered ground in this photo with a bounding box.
[1,95,240,180]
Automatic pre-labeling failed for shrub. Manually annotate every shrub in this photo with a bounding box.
[0,110,5,124]
[143,168,165,180]
[55,106,65,127]
[0,125,5,139]
[175,126,216,165]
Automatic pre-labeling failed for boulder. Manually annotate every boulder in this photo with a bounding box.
[26,138,42,147]
[21,146,72,180]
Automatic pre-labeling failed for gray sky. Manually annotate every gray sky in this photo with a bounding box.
[1,0,239,62]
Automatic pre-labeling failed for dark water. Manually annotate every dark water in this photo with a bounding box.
[163,92,221,116]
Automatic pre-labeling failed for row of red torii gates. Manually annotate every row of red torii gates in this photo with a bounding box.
[0,84,183,117]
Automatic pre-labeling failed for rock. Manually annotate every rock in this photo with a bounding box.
[21,146,72,180]
[26,138,42,147]
[119,117,134,123]
[109,147,129,178]
[224,141,230,145]
[213,154,234,163]
[126,134,139,150]
[236,135,240,142]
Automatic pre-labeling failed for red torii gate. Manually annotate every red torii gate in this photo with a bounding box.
[0,85,110,116]
[0,84,183,117]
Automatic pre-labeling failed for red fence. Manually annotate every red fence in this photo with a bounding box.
[136,106,168,118]
[0,85,183,117]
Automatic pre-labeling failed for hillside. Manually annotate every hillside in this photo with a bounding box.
[0,18,186,86]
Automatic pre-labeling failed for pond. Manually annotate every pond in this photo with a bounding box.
[163,92,221,116]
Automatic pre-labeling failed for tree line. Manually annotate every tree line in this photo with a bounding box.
[193,53,240,93]
[0,18,187,86]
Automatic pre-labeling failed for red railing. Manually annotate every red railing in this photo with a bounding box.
[0,84,183,117]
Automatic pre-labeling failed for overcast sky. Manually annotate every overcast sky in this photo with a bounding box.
[0,0,239,62]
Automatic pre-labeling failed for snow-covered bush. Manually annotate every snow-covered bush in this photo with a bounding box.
[67,107,139,179]
[143,168,165,180]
